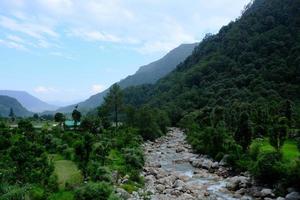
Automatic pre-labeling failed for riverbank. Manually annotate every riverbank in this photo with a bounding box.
[127,128,298,200]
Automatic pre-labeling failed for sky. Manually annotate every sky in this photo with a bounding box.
[0,0,250,106]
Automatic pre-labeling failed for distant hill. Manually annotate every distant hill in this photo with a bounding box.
[0,95,32,117]
[0,90,58,113]
[57,43,198,113]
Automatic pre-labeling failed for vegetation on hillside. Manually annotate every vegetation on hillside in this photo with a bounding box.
[122,0,300,192]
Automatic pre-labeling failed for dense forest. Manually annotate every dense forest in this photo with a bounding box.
[123,0,300,191]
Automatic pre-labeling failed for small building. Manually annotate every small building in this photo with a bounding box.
[64,120,81,129]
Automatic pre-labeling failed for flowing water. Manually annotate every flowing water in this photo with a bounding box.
[137,128,252,200]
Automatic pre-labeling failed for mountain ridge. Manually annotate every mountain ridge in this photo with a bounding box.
[56,43,198,113]
[0,90,58,113]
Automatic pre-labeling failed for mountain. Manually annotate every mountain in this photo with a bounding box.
[123,0,300,124]
[0,90,58,113]
[0,95,32,117]
[57,43,198,113]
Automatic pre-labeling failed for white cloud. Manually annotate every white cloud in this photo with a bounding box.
[68,28,121,43]
[0,15,58,40]
[0,0,251,55]
[34,86,57,93]
[91,84,106,94]
[0,38,28,51]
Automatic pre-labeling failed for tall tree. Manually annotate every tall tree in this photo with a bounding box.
[72,105,82,129]
[269,117,288,151]
[9,108,15,122]
[54,112,65,128]
[103,84,123,128]
[235,112,252,152]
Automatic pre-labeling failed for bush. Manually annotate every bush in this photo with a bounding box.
[28,186,44,200]
[74,182,113,200]
[286,159,300,190]
[249,139,263,160]
[251,151,284,185]
[87,163,112,183]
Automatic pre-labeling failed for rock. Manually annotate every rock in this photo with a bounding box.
[241,196,252,200]
[157,175,177,186]
[156,184,165,193]
[212,162,219,169]
[179,193,194,200]
[226,176,250,191]
[286,192,300,200]
[219,154,230,166]
[261,188,275,198]
[201,159,213,170]
[236,188,247,195]
[116,188,131,199]
[176,146,185,153]
[276,197,285,200]
[173,179,185,189]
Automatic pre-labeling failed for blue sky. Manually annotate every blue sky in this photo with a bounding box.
[0,0,250,106]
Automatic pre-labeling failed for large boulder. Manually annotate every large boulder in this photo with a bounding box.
[226,176,250,191]
[116,188,131,200]
[286,192,300,200]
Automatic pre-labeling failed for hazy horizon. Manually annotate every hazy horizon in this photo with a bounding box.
[0,0,250,104]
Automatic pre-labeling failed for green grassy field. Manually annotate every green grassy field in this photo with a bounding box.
[50,154,83,190]
[258,139,300,164]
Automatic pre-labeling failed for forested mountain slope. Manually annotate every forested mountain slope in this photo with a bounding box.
[0,95,32,117]
[124,0,300,125]
[57,43,198,113]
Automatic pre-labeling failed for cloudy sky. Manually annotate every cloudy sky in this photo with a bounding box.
[0,0,250,106]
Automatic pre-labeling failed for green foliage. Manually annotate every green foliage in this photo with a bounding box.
[269,117,288,151]
[102,84,123,127]
[251,151,284,185]
[235,112,252,151]
[74,182,113,200]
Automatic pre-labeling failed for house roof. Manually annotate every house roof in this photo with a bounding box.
[64,120,80,126]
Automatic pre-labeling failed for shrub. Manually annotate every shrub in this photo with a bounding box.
[87,163,112,183]
[251,151,284,185]
[74,182,113,200]
[27,186,44,200]
[249,139,263,160]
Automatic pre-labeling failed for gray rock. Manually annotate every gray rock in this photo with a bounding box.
[116,188,131,199]
[286,192,300,200]
[156,184,165,193]
[219,154,230,166]
[261,188,275,198]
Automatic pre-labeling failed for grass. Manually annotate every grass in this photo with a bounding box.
[48,191,74,200]
[51,154,83,189]
[256,139,299,163]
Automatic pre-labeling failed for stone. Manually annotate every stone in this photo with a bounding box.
[156,184,165,193]
[219,154,230,166]
[173,179,185,189]
[226,176,250,191]
[116,188,131,200]
[286,192,300,200]
[261,188,275,198]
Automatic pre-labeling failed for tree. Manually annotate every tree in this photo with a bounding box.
[72,106,82,129]
[103,84,123,128]
[235,112,252,152]
[33,113,39,120]
[54,112,65,128]
[9,108,15,122]
[269,117,288,151]
[283,100,293,127]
